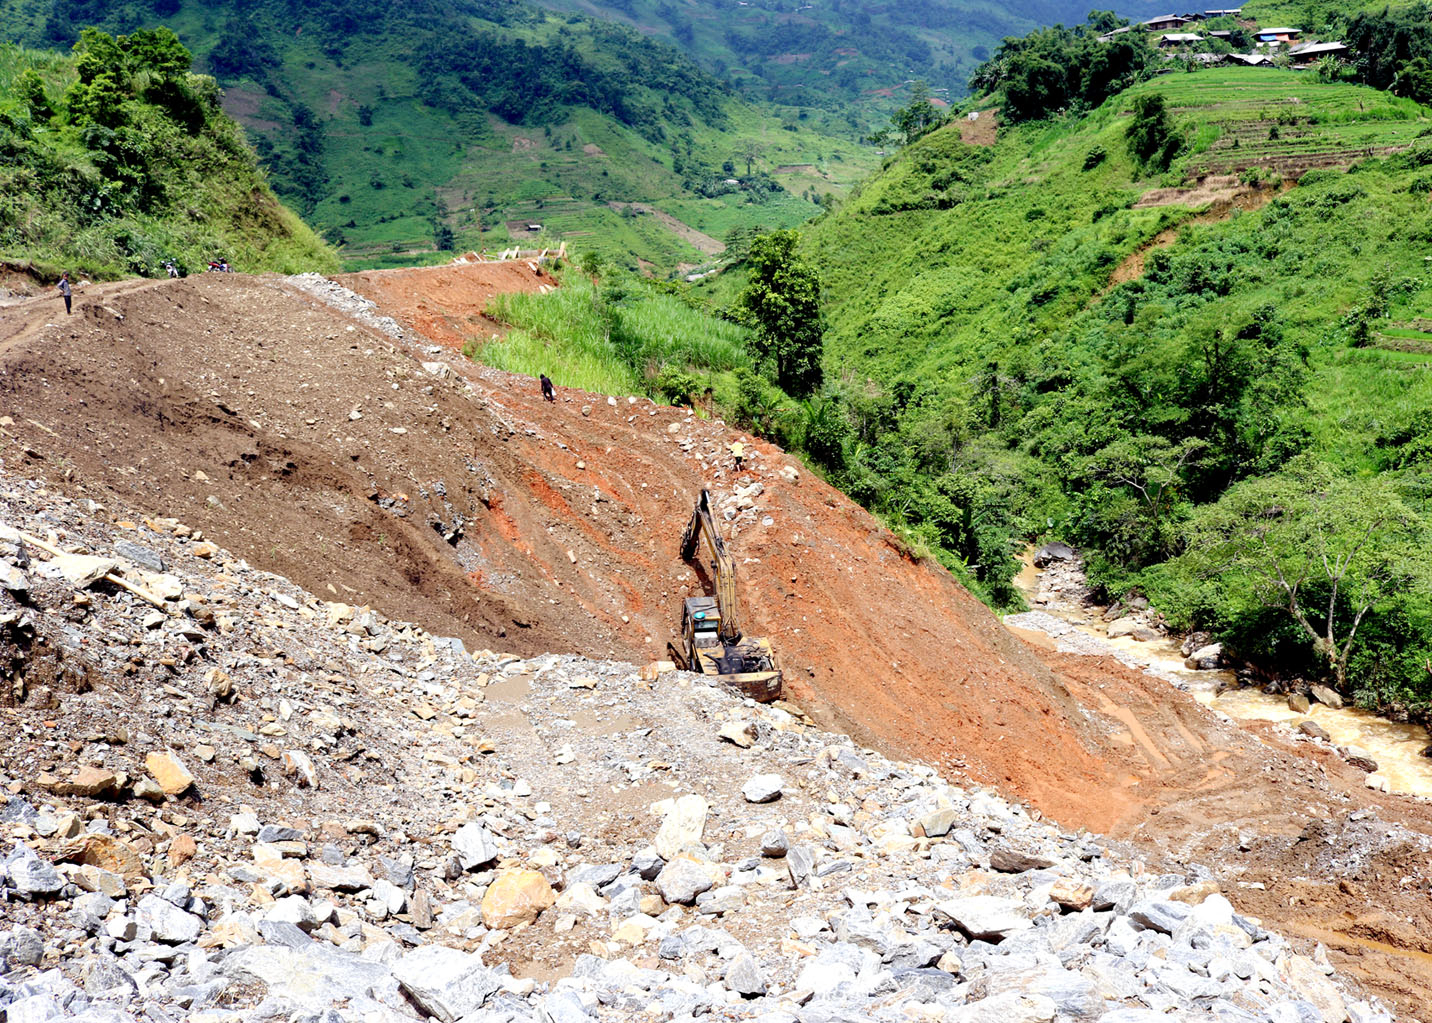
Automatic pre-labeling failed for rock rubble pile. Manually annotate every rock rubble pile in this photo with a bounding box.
[0,471,1394,1022]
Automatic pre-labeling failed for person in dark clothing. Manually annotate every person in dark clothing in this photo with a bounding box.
[540,374,556,402]
[58,272,72,315]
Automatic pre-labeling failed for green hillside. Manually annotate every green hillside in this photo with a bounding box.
[529,0,1107,120]
[786,66,1432,709]
[0,31,335,279]
[0,0,877,273]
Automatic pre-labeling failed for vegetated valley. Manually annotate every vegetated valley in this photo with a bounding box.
[789,14,1432,716]
[1,0,882,273]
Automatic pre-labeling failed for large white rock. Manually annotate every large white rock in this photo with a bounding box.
[948,991,1057,1023]
[1184,643,1223,670]
[391,945,502,1023]
[52,553,118,588]
[1279,953,1348,1023]
[934,896,1033,942]
[136,894,202,944]
[656,857,714,905]
[742,774,784,804]
[654,794,708,859]
[451,823,501,870]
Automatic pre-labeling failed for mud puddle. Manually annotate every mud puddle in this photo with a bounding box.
[1008,549,1432,797]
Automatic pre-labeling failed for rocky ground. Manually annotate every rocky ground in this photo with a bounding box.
[0,470,1401,1023]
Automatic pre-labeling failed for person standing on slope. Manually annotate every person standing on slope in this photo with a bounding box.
[58,272,72,315]
[540,373,556,402]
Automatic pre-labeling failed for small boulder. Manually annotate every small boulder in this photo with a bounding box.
[741,774,783,804]
[392,945,503,1023]
[1343,747,1379,774]
[145,750,195,796]
[4,925,44,966]
[5,845,64,897]
[1309,684,1344,710]
[1033,542,1076,567]
[57,766,120,798]
[481,868,555,928]
[53,553,118,588]
[918,809,958,838]
[1183,643,1223,670]
[656,857,714,905]
[1298,720,1331,742]
[761,830,789,858]
[136,892,203,944]
[1128,899,1192,935]
[717,721,757,748]
[654,794,708,859]
[1287,693,1312,714]
[281,749,318,788]
[989,847,1055,874]
[451,822,501,871]
[725,953,768,997]
[1049,878,1095,911]
[1106,617,1151,641]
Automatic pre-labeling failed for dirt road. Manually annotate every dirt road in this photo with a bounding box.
[1,262,1429,1015]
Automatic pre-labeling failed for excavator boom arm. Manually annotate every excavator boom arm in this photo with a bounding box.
[679,490,740,642]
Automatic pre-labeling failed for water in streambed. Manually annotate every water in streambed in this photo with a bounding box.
[1006,549,1432,798]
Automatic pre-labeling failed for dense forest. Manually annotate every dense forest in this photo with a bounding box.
[0,29,334,277]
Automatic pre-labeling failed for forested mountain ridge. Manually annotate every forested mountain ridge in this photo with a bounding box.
[0,30,335,279]
[782,62,1432,711]
[0,0,877,271]
[530,0,1172,118]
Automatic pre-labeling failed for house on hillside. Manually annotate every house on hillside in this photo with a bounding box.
[1289,40,1349,62]
[1208,30,1233,40]
[1256,27,1302,44]
[1144,14,1191,31]
[1203,7,1241,16]
[1226,52,1272,65]
[1159,32,1205,47]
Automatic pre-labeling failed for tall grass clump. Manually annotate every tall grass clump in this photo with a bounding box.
[476,272,754,403]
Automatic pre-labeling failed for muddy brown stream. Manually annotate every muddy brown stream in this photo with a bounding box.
[1007,550,1432,797]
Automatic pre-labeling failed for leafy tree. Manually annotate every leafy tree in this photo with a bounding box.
[970,17,1153,123]
[1393,56,1432,105]
[1186,458,1424,690]
[736,229,824,397]
[875,80,946,147]
[17,69,54,121]
[1126,92,1181,172]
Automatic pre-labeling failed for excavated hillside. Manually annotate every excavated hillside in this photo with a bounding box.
[2,264,1432,1014]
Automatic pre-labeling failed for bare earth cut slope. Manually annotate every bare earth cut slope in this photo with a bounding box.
[1,265,1431,1014]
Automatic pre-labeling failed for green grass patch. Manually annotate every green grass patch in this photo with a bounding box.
[474,272,754,399]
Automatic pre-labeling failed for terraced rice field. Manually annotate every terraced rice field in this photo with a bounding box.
[1148,69,1432,176]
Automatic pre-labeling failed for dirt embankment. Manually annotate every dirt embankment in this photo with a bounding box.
[334,260,554,350]
[2,263,1431,1014]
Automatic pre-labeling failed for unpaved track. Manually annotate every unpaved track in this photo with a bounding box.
[2,264,1431,1015]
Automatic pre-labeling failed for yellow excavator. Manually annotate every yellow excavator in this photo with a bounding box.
[669,489,782,702]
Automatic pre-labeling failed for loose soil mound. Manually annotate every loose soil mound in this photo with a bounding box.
[334,260,554,349]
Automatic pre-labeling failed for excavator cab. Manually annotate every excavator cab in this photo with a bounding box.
[669,492,782,702]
